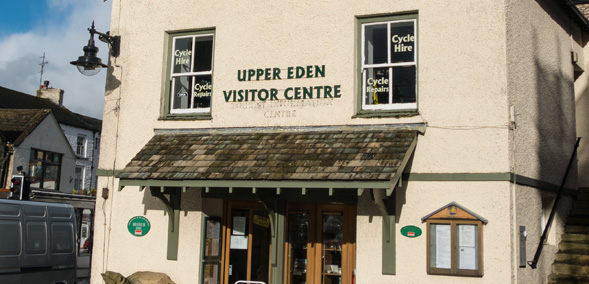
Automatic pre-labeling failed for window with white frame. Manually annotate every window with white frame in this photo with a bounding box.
[168,31,214,115]
[360,16,417,112]
[76,135,86,157]
[74,167,83,192]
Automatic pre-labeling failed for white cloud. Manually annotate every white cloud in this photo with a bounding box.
[0,0,112,119]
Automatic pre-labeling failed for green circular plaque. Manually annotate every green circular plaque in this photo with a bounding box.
[127,216,151,237]
[401,225,422,238]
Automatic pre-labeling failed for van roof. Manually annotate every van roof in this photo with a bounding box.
[0,199,74,209]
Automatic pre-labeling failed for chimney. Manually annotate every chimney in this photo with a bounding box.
[37,81,64,106]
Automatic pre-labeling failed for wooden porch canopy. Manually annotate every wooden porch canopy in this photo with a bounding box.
[117,124,422,193]
[115,124,423,263]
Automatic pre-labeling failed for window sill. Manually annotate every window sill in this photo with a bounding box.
[159,113,212,121]
[353,110,419,119]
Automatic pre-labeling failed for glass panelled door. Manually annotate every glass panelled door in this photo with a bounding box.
[286,207,314,284]
[223,202,271,284]
[321,212,343,284]
[286,204,355,284]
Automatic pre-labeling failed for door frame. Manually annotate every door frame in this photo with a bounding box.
[283,203,356,284]
[222,200,271,284]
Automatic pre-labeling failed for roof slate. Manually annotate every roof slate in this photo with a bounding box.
[0,109,51,146]
[118,127,417,182]
[0,86,102,132]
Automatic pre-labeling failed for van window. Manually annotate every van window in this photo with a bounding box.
[52,223,74,253]
[26,222,47,254]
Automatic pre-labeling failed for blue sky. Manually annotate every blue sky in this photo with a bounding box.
[0,0,112,119]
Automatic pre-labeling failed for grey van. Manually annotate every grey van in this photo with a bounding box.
[0,199,77,284]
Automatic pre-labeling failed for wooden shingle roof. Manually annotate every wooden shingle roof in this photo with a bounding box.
[118,126,418,182]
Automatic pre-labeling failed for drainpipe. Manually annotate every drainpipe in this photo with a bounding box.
[528,138,581,269]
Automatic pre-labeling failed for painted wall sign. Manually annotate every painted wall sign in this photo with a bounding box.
[401,225,422,238]
[223,64,342,103]
[127,216,151,237]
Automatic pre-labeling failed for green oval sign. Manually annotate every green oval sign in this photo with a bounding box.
[401,225,422,238]
[127,216,151,237]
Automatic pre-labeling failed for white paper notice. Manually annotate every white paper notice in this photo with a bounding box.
[459,225,476,247]
[230,235,248,249]
[435,225,451,269]
[233,216,246,235]
[211,239,219,256]
[458,225,477,270]
[459,247,477,270]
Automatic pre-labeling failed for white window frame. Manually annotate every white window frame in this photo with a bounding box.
[74,166,84,191]
[361,18,417,111]
[76,135,86,157]
[169,33,214,114]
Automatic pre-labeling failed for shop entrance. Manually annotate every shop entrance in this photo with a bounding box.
[285,203,356,284]
[223,201,271,284]
[221,201,355,284]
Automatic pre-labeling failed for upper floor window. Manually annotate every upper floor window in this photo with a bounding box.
[76,135,86,157]
[360,15,417,113]
[166,31,214,116]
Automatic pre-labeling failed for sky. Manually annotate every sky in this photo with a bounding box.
[0,0,112,119]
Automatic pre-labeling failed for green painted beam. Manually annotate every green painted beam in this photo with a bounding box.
[118,179,391,190]
[270,200,286,284]
[382,195,396,275]
[149,187,181,260]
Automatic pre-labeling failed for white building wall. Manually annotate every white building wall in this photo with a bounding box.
[13,114,76,193]
[91,0,583,283]
[60,124,99,191]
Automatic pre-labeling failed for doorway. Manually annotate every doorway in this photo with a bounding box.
[221,201,356,284]
[222,201,271,284]
[285,203,356,284]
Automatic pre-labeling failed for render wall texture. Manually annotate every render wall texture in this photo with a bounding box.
[99,0,511,174]
[506,0,580,186]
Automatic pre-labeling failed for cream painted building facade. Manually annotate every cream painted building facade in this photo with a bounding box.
[92,0,589,283]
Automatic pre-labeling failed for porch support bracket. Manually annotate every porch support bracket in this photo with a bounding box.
[149,186,181,261]
[373,188,396,275]
[257,193,284,267]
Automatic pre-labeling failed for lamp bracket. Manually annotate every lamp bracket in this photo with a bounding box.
[89,22,120,57]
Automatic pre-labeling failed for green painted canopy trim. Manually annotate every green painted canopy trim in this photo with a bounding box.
[111,172,577,195]
[117,179,391,191]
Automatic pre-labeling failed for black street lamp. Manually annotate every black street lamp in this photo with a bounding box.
[70,21,120,76]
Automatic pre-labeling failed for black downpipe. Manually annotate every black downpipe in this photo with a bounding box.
[528,137,581,269]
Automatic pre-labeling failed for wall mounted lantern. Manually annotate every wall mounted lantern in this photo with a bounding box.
[70,21,120,76]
